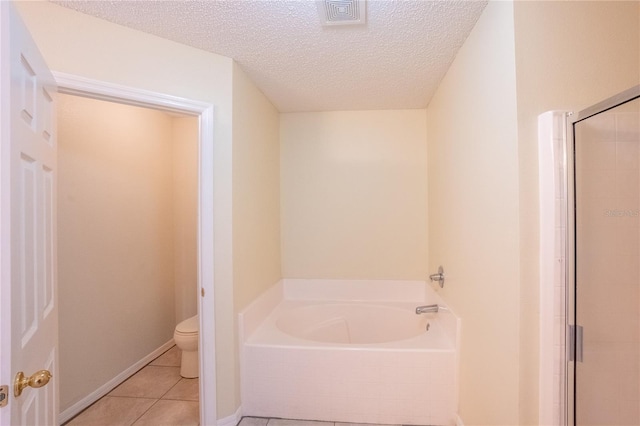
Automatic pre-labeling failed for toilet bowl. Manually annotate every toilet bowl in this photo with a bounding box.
[174,314,199,378]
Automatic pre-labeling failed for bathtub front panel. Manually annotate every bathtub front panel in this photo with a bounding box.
[242,344,456,425]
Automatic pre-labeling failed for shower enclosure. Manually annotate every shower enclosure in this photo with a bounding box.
[569,86,640,425]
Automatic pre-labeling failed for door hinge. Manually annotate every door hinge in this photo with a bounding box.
[0,385,8,408]
[568,324,584,362]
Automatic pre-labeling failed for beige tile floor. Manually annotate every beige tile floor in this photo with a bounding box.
[65,346,199,426]
[239,418,403,426]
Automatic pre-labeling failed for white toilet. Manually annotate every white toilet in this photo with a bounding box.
[173,314,199,378]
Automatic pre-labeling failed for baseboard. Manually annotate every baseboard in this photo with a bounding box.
[456,414,464,426]
[218,406,242,426]
[58,339,175,424]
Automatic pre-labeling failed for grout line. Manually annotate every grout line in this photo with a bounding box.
[265,420,336,426]
[107,395,157,401]
[160,377,186,400]
[129,398,161,426]
[242,417,414,426]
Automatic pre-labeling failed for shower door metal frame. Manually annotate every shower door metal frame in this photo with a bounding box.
[567,84,640,426]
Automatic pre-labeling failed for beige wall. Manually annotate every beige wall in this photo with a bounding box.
[514,1,640,423]
[232,62,281,312]
[280,110,428,280]
[230,63,282,410]
[428,1,640,423]
[172,116,199,322]
[57,94,177,411]
[426,2,520,424]
[14,1,238,418]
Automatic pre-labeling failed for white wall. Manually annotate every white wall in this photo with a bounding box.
[15,1,238,417]
[57,94,177,411]
[280,110,428,280]
[426,2,520,424]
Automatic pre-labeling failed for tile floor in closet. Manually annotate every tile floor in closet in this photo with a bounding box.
[65,345,199,426]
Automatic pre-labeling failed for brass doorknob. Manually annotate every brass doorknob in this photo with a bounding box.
[14,370,52,397]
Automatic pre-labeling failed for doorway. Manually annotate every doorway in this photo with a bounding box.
[54,73,217,425]
[569,87,640,425]
[56,93,199,422]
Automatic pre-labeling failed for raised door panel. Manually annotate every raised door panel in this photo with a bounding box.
[7,2,58,425]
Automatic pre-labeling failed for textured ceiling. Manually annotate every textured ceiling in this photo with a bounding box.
[50,0,488,112]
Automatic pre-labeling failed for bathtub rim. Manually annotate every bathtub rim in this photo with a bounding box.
[238,279,460,351]
[275,301,434,345]
[246,299,456,351]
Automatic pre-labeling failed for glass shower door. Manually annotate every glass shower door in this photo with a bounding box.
[573,93,640,425]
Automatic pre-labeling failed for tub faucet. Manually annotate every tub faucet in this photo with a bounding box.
[415,304,439,314]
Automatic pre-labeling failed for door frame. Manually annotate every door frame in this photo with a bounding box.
[0,3,13,423]
[37,71,215,425]
[566,84,640,425]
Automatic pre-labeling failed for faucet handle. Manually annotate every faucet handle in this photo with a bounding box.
[429,265,445,288]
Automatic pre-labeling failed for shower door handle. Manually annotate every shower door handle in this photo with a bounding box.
[576,325,583,362]
[568,325,584,363]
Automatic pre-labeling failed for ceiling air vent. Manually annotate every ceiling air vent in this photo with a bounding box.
[317,0,366,26]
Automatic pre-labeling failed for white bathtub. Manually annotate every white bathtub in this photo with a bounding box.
[240,279,460,426]
[276,303,431,344]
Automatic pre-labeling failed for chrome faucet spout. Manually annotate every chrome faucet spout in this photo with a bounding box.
[415,304,439,314]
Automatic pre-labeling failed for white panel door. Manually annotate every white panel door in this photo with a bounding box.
[0,2,58,425]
